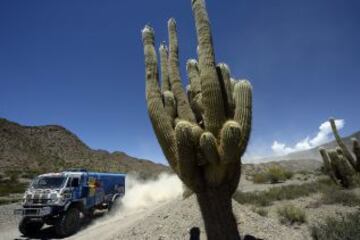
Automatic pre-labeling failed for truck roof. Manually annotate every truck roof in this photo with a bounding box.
[38,171,126,178]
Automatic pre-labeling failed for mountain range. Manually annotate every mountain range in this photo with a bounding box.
[0,118,169,179]
[0,117,358,178]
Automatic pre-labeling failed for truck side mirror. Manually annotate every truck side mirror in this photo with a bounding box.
[71,178,79,188]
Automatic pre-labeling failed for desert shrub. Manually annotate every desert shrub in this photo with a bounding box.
[233,191,271,206]
[267,166,287,183]
[297,170,311,175]
[0,180,28,197]
[252,173,269,184]
[320,188,360,207]
[233,179,334,206]
[311,211,360,240]
[277,204,306,225]
[251,166,294,184]
[251,207,268,217]
[283,170,294,180]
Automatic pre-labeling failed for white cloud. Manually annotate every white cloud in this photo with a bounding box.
[271,119,345,156]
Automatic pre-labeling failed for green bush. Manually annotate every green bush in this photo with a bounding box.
[311,211,360,240]
[267,166,287,184]
[277,204,306,225]
[252,173,269,184]
[283,170,294,180]
[251,166,294,184]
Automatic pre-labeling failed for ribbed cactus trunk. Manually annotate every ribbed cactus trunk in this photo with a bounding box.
[141,0,252,239]
[197,188,240,240]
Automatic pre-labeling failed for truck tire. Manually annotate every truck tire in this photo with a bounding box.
[19,217,44,236]
[108,197,121,212]
[55,207,80,237]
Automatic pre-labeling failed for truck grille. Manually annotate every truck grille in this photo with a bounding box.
[32,199,50,204]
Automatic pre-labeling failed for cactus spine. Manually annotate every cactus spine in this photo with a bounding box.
[141,0,252,239]
[319,118,360,188]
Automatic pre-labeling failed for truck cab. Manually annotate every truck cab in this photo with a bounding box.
[14,169,126,237]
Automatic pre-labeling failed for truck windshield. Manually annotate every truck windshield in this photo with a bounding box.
[31,176,66,189]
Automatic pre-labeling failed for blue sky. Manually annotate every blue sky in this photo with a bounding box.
[0,0,359,164]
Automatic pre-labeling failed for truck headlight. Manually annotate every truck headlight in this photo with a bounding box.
[50,193,58,201]
[23,193,32,204]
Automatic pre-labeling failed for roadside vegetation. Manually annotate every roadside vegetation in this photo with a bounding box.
[233,178,334,206]
[252,166,294,184]
[277,204,306,225]
[0,170,29,205]
[320,188,360,207]
[311,211,360,240]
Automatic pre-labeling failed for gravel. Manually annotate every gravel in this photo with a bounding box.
[111,195,308,240]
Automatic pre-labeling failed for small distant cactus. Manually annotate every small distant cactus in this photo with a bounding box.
[329,118,360,172]
[141,0,251,239]
[319,118,360,188]
[319,147,354,188]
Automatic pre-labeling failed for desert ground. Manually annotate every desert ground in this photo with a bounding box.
[1,172,359,240]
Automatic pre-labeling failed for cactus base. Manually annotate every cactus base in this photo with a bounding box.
[196,188,240,240]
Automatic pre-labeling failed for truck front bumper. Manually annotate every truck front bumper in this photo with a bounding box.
[14,207,52,217]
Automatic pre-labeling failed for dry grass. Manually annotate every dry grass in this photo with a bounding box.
[277,204,306,225]
[311,211,360,240]
[233,178,334,206]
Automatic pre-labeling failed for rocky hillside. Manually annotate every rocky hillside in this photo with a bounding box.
[0,118,169,179]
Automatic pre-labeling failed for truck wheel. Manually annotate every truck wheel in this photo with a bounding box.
[108,197,121,213]
[55,207,80,237]
[19,217,44,236]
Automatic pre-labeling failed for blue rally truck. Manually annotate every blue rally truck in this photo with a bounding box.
[14,169,126,237]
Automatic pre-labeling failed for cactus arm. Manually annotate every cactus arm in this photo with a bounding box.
[175,121,204,191]
[217,63,235,118]
[159,43,171,92]
[199,132,220,165]
[142,26,178,171]
[319,148,338,184]
[186,59,203,122]
[219,120,242,163]
[192,0,226,137]
[162,91,177,121]
[167,19,196,123]
[329,118,357,169]
[187,59,202,95]
[233,80,252,155]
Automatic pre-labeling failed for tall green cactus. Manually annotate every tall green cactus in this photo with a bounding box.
[319,147,354,188]
[141,0,251,239]
[319,118,360,188]
[329,118,360,172]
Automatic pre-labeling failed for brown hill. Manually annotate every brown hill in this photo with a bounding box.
[0,118,169,179]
